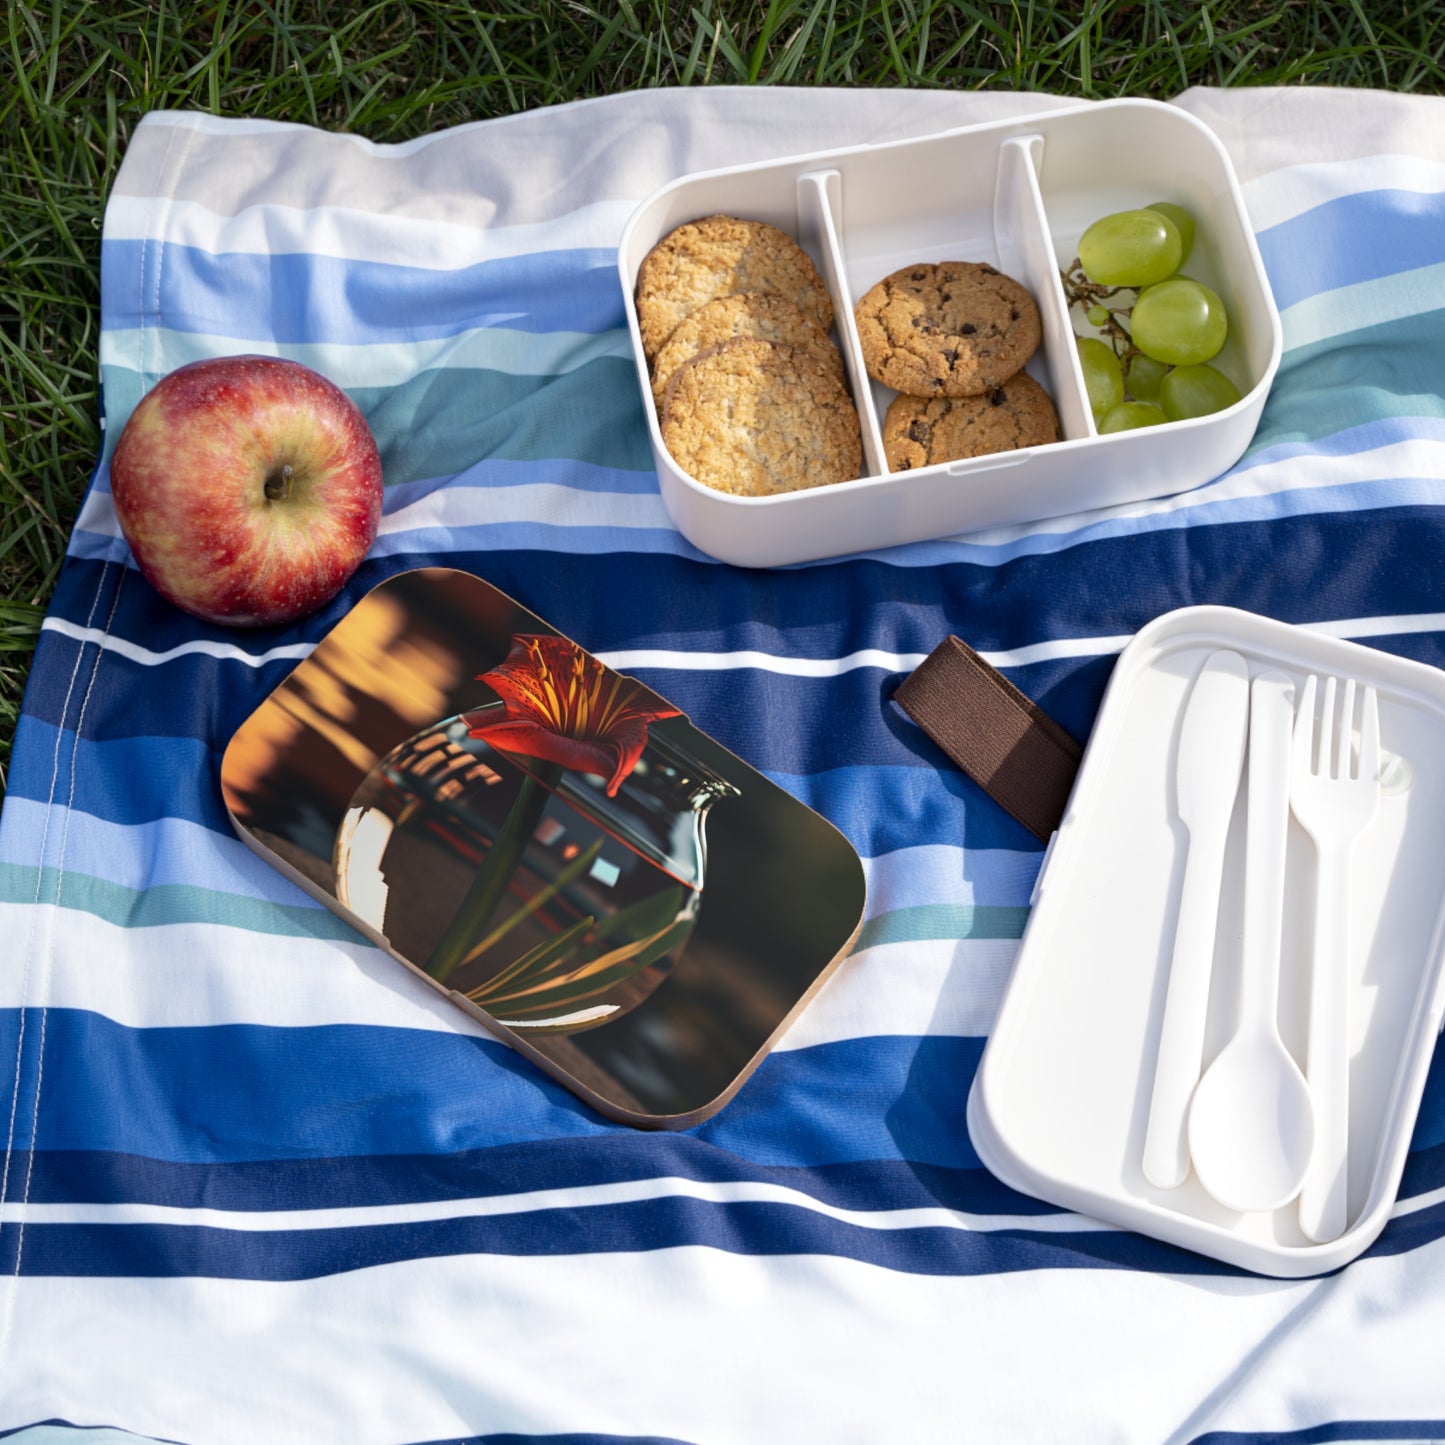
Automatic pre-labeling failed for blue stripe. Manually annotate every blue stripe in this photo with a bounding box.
[1256,186,1445,311]
[7,1154,1442,1288]
[7,1005,1441,1194]
[0,1200,1232,1281]
[4,711,1049,857]
[0,800,327,904]
[421,1436,695,1445]
[0,1426,690,1445]
[1191,1422,1445,1445]
[7,723,232,832]
[1245,412,1445,467]
[0,1009,984,1171]
[100,241,624,345]
[16,1145,1049,1217]
[773,763,1044,855]
[39,510,1445,699]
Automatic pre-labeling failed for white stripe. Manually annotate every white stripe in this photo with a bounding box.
[598,635,1129,675]
[376,481,674,537]
[1,800,1034,914]
[69,478,677,550]
[605,607,1445,676]
[1241,153,1445,233]
[13,1236,1442,1444]
[38,616,314,669]
[103,194,637,266]
[99,323,633,389]
[919,434,1445,554]
[598,645,934,675]
[1391,1180,1445,1219]
[858,841,1040,912]
[0,901,1010,1046]
[1280,258,1445,352]
[774,937,1017,1050]
[0,903,480,1037]
[5,1166,1436,1235]
[0,1175,1098,1237]
[39,606,1445,680]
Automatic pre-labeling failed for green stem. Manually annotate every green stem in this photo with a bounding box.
[451,837,602,973]
[427,761,561,983]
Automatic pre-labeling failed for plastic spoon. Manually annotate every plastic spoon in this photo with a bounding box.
[1142,649,1251,1189]
[1188,669,1315,1213]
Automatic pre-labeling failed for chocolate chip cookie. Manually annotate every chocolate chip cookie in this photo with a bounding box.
[854,262,1041,397]
[650,291,844,410]
[660,336,861,497]
[882,373,1059,471]
[636,216,835,361]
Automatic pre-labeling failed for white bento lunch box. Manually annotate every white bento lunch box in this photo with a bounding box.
[968,607,1445,1277]
[617,98,1282,569]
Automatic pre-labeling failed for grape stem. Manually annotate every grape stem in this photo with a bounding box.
[1061,258,1139,363]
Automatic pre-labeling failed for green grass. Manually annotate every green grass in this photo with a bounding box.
[3,0,1444,796]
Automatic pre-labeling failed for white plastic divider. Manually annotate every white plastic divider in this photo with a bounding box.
[993,134,1095,444]
[801,131,1095,485]
[796,169,887,479]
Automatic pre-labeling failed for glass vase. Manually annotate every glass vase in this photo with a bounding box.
[334,713,738,1034]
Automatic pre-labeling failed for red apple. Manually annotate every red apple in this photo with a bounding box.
[110,354,384,627]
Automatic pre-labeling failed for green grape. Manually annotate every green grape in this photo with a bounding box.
[1077,209,1183,288]
[1160,363,1242,420]
[1076,337,1124,419]
[1098,401,1168,433]
[1130,277,1228,366]
[1125,353,1168,404]
[1147,202,1196,264]
[1086,304,1111,327]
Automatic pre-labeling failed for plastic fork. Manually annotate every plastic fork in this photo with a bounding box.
[1290,674,1381,1243]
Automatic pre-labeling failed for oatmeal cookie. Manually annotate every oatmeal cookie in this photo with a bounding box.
[650,291,844,410]
[660,336,861,497]
[636,215,835,360]
[854,261,1041,397]
[882,373,1059,471]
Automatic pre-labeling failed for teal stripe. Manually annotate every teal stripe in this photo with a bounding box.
[0,862,362,942]
[100,356,655,483]
[99,323,633,390]
[2,862,1025,955]
[852,903,1029,952]
[1250,308,1445,456]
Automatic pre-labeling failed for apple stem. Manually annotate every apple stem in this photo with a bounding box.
[264,463,294,502]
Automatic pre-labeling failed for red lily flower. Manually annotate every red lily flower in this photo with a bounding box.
[464,634,681,796]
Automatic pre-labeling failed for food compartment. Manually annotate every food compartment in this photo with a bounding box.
[617,99,1281,568]
[820,129,1090,472]
[1033,106,1279,442]
[968,608,1445,1277]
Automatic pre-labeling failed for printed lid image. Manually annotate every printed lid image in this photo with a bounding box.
[221,567,867,1127]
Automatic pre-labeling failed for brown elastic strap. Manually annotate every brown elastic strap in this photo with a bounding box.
[893,635,1083,843]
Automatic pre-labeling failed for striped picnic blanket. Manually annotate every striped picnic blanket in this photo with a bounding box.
[4,84,1445,1443]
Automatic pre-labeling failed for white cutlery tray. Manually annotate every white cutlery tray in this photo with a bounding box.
[967,606,1445,1276]
[617,99,1282,568]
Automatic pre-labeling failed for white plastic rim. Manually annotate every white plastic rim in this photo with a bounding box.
[967,606,1445,1278]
